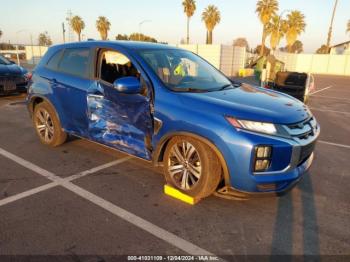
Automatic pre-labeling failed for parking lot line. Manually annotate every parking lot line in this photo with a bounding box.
[0,157,132,207]
[66,156,132,182]
[309,85,332,95]
[319,140,350,149]
[309,107,350,116]
[0,147,216,256]
[310,95,350,102]
[62,182,214,256]
[0,181,59,207]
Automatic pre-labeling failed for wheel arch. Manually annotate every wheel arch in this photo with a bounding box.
[153,132,231,186]
[28,95,63,127]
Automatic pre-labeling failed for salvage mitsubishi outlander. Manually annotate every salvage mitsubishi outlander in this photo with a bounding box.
[26,41,320,200]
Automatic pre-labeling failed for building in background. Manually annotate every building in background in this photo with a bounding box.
[330,41,350,55]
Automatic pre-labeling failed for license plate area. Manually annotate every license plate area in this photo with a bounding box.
[3,81,17,91]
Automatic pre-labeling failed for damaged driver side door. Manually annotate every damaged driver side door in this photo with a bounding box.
[87,48,153,160]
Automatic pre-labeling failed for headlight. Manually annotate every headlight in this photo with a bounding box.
[226,117,277,135]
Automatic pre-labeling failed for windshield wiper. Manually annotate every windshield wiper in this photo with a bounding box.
[171,87,209,93]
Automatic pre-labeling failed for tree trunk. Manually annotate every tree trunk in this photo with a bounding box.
[206,31,208,44]
[78,33,81,42]
[186,16,190,44]
[208,30,213,45]
[260,25,266,56]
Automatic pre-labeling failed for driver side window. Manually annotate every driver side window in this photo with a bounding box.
[99,50,140,84]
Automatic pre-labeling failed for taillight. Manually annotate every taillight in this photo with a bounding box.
[24,72,32,81]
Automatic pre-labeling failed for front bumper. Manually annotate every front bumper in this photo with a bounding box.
[216,153,314,200]
[218,117,320,196]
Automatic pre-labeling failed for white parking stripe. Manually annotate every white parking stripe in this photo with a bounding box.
[62,182,214,256]
[309,85,332,95]
[0,147,216,256]
[67,157,132,182]
[309,107,350,115]
[0,148,62,182]
[0,150,131,207]
[0,182,59,207]
[311,95,350,102]
[319,140,350,149]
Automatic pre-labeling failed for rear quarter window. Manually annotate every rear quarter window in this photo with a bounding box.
[58,48,90,78]
[46,50,63,70]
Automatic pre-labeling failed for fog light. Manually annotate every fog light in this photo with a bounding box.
[254,146,272,172]
[256,146,271,158]
[255,160,270,171]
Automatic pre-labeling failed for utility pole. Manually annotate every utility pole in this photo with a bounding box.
[326,0,339,53]
[62,22,66,43]
[30,34,34,64]
[66,10,73,42]
[138,20,151,41]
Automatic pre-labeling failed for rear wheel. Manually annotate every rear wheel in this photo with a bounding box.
[163,136,221,199]
[33,101,67,147]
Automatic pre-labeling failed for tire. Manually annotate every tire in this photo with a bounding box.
[163,136,221,199]
[33,101,67,147]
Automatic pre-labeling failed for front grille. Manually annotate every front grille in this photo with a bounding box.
[284,117,318,140]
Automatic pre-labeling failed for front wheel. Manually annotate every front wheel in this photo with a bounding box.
[163,136,221,199]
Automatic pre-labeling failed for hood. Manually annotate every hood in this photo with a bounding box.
[0,63,27,76]
[179,83,310,124]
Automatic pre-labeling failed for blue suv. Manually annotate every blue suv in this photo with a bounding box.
[27,41,319,199]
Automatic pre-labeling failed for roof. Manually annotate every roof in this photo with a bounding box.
[51,40,176,51]
[331,40,350,48]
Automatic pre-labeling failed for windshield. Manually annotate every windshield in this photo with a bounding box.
[138,49,232,92]
[0,55,11,65]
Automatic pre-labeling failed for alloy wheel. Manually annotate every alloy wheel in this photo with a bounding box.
[35,108,54,143]
[168,141,202,190]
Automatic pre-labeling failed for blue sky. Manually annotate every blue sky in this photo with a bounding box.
[1,0,349,52]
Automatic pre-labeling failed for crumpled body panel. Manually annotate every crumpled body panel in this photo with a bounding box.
[87,85,152,160]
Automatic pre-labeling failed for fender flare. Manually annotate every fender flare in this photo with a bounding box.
[28,95,63,127]
[153,131,231,186]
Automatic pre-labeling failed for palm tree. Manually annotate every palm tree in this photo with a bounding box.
[266,15,286,52]
[182,0,196,44]
[96,16,111,40]
[202,5,221,44]
[285,11,306,53]
[70,16,85,41]
[256,0,279,56]
[347,20,350,34]
[0,30,2,39]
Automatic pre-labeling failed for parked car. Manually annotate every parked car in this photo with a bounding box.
[0,55,30,95]
[26,41,320,200]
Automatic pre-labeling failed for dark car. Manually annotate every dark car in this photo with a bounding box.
[0,55,30,95]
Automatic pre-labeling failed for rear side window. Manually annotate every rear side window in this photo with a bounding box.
[46,50,63,70]
[58,48,90,78]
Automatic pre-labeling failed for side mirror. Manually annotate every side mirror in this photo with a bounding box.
[113,77,141,94]
[9,60,16,64]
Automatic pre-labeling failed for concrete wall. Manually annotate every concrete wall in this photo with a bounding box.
[275,51,350,76]
[24,46,49,64]
[174,44,247,77]
[176,45,350,76]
